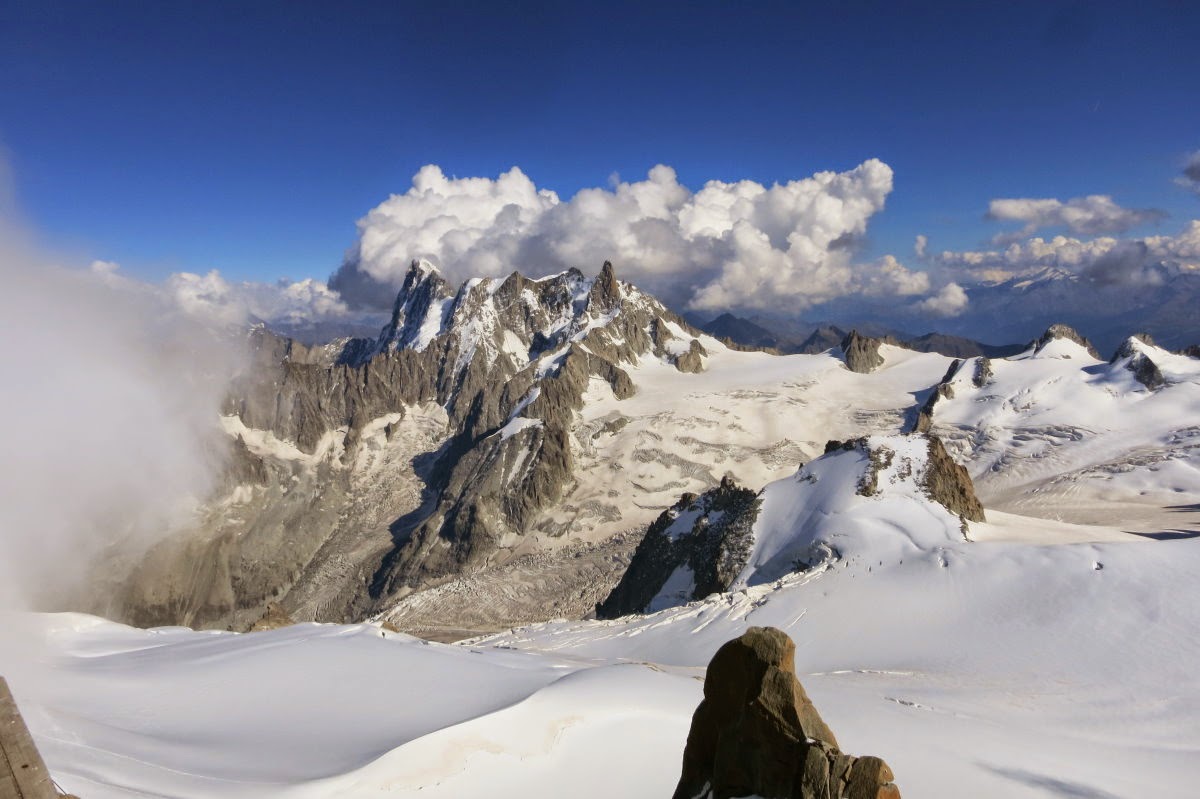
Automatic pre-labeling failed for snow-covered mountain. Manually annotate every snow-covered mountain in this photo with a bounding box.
[9,287,1200,795]
[941,268,1200,354]
[106,262,957,634]
[599,433,984,617]
[919,325,1200,532]
[91,263,1200,649]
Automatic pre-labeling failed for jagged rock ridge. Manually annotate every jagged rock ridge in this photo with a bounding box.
[1031,323,1101,359]
[1111,333,1166,390]
[116,260,712,630]
[839,330,891,374]
[596,476,761,619]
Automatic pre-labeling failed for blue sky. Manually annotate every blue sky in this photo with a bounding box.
[1,0,1197,291]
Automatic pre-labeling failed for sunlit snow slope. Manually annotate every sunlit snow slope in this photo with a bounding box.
[7,432,1200,798]
[928,333,1200,531]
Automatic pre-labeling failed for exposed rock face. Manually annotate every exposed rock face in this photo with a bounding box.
[249,602,294,631]
[923,434,986,522]
[972,357,993,388]
[839,330,888,373]
[673,627,900,799]
[912,359,963,433]
[1111,334,1166,390]
[675,338,708,373]
[1032,323,1102,359]
[1181,344,1200,359]
[596,477,761,618]
[115,260,713,631]
[828,435,984,524]
[1113,332,1156,353]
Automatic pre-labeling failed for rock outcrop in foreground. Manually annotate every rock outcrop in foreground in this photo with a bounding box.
[674,626,900,799]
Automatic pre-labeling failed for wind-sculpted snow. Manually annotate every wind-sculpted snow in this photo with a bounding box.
[9,308,1200,797]
[476,503,1200,797]
[1,613,697,799]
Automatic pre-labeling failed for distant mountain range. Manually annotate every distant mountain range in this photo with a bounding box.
[686,263,1200,358]
[692,312,1026,359]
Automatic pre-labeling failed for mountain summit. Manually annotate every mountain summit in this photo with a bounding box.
[120,261,712,629]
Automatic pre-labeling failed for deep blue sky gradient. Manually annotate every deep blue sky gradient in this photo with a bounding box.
[1,0,1197,282]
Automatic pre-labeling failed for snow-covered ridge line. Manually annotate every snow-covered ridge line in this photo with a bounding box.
[600,432,988,618]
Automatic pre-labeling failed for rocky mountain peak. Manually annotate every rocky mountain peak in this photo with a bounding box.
[827,434,984,523]
[839,329,888,373]
[1031,323,1101,359]
[588,260,622,311]
[375,259,455,354]
[1110,333,1166,390]
[602,432,986,620]
[1110,332,1156,362]
[597,475,762,619]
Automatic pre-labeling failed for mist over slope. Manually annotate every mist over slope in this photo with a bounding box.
[0,217,245,614]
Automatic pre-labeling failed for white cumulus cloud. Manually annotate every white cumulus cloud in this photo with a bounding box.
[985,194,1166,244]
[933,219,1200,287]
[916,281,969,317]
[165,270,352,328]
[332,160,943,314]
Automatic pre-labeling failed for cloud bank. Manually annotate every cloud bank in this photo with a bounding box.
[330,161,953,315]
[164,269,353,328]
[0,218,245,611]
[985,194,1166,244]
[929,219,1200,288]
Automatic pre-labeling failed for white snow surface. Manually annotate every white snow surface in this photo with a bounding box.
[11,326,1200,797]
[547,340,957,545]
[9,427,1200,797]
[737,435,967,587]
[929,335,1200,530]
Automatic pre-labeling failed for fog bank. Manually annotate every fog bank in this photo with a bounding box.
[0,216,244,612]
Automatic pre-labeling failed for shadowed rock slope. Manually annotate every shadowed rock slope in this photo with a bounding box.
[597,477,761,619]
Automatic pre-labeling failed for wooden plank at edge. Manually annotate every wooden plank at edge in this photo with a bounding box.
[0,676,59,799]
